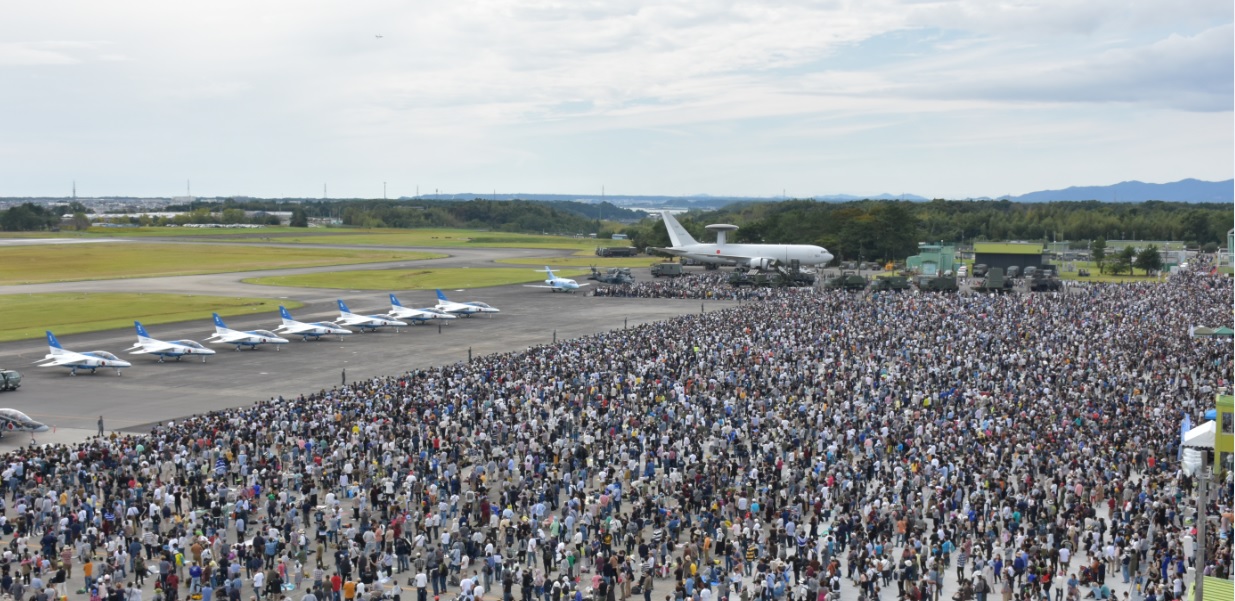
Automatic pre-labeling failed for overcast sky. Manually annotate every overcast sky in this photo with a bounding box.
[1,1,1231,199]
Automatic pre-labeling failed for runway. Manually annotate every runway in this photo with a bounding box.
[0,244,729,438]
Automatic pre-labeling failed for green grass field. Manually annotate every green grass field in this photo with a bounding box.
[0,293,302,342]
[243,267,591,290]
[1056,261,1165,284]
[0,243,442,285]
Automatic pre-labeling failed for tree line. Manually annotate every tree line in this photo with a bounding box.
[4,197,1230,264]
[619,199,1232,262]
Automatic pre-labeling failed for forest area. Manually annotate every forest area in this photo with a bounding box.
[4,197,1231,266]
[620,199,1233,262]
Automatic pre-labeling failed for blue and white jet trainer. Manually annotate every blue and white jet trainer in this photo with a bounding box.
[387,294,457,324]
[524,266,590,293]
[336,300,407,332]
[205,313,289,351]
[34,331,132,376]
[0,409,49,441]
[434,289,500,317]
[274,306,353,341]
[126,321,216,363]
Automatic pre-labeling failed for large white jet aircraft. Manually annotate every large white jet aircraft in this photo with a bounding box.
[126,321,216,363]
[274,306,353,341]
[434,290,500,317]
[656,210,834,269]
[0,409,49,442]
[524,267,590,293]
[336,300,407,332]
[205,313,289,351]
[34,331,132,376]
[387,294,457,324]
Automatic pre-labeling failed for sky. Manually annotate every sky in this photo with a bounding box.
[0,1,1231,200]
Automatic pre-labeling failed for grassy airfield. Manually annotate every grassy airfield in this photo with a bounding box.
[30,226,636,250]
[243,267,590,290]
[0,243,442,285]
[0,293,300,342]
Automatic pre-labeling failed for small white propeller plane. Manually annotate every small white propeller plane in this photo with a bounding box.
[34,331,132,376]
[205,313,289,351]
[336,300,407,332]
[274,306,353,341]
[434,289,500,317]
[524,266,590,293]
[387,294,457,324]
[126,321,216,363]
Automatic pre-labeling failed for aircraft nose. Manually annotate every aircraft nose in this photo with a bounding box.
[32,424,49,433]
[116,360,133,368]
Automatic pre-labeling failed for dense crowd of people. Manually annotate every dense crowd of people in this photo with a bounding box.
[0,266,1230,601]
[590,273,797,301]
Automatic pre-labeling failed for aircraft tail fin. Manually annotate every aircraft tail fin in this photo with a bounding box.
[436,289,449,302]
[389,293,403,308]
[211,312,229,334]
[660,211,698,247]
[46,331,65,354]
[278,306,295,324]
[543,266,557,279]
[337,300,351,314]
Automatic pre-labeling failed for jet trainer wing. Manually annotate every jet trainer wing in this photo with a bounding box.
[35,354,87,367]
[127,341,177,354]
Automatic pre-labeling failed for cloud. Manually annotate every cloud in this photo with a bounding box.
[0,1,1228,197]
[900,24,1234,112]
[0,41,116,66]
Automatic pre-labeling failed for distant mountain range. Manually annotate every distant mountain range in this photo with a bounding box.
[1005,178,1233,203]
[403,178,1231,207]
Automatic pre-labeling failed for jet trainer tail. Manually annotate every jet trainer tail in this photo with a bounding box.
[278,306,296,324]
[660,211,698,247]
[337,300,353,314]
[389,293,404,308]
[209,313,231,337]
[435,289,449,302]
[45,331,65,354]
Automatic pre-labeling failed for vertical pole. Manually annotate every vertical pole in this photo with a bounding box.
[553,330,557,343]
[1194,464,1207,601]
[468,347,472,364]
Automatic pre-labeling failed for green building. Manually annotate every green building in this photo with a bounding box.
[1217,394,1233,473]
[906,243,956,275]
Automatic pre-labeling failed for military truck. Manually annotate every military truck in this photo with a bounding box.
[823,271,867,291]
[871,275,911,292]
[650,262,684,278]
[729,269,815,288]
[1027,271,1063,291]
[595,246,639,257]
[972,264,989,278]
[916,275,959,292]
[0,369,21,392]
[588,267,635,285]
[974,267,1009,292]
[729,272,770,287]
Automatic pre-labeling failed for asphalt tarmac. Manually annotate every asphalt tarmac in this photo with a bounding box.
[0,248,729,439]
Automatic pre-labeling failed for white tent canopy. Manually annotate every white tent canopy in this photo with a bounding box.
[1183,420,1215,449]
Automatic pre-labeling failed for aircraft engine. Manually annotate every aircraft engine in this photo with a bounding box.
[747,257,776,270]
